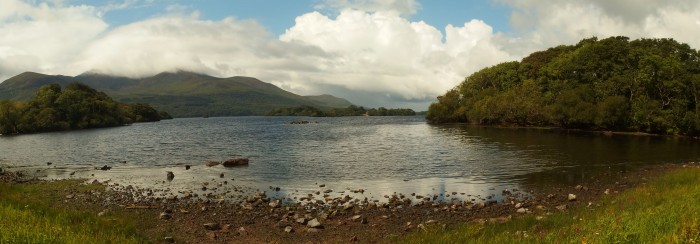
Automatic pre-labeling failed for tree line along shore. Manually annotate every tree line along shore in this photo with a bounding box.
[427,36,700,136]
[0,83,171,135]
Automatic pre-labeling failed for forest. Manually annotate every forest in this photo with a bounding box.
[0,82,171,135]
[268,105,416,117]
[426,36,700,136]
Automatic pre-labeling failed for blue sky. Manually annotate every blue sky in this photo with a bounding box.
[2,0,699,109]
[95,0,513,35]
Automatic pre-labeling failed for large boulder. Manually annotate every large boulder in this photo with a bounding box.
[223,158,249,167]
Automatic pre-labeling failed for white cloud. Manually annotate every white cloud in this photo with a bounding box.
[497,0,700,55]
[0,0,107,77]
[279,10,512,105]
[2,0,699,110]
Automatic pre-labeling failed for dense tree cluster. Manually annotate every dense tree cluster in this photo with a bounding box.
[268,105,416,117]
[0,83,171,135]
[427,37,700,136]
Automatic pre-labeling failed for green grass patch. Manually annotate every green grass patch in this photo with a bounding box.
[404,167,700,243]
[0,180,146,243]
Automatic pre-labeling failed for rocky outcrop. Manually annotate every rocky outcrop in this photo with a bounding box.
[223,158,249,167]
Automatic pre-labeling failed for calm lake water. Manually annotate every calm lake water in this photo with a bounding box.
[1,116,699,202]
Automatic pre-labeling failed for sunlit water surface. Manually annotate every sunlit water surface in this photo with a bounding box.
[2,116,699,202]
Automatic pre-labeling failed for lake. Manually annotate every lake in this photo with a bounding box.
[1,116,699,202]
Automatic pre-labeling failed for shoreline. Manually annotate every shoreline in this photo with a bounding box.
[430,122,700,139]
[0,162,690,243]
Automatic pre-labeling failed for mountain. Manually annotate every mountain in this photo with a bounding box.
[0,71,353,117]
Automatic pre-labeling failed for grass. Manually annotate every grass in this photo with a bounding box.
[0,180,147,244]
[404,167,700,243]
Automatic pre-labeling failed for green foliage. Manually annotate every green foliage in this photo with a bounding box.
[403,167,700,243]
[427,36,700,136]
[0,82,169,135]
[268,105,416,117]
[0,181,146,243]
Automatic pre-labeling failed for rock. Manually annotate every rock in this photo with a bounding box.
[306,228,320,233]
[97,210,107,217]
[516,208,527,214]
[284,226,294,233]
[46,162,52,166]
[269,200,281,208]
[185,165,191,170]
[556,204,568,211]
[568,193,577,201]
[99,165,111,171]
[360,218,368,224]
[206,161,220,167]
[323,189,332,193]
[296,218,307,224]
[514,203,523,209]
[604,189,611,195]
[164,237,175,243]
[166,171,174,181]
[307,218,322,228]
[222,158,249,167]
[65,194,74,199]
[319,184,326,187]
[203,223,221,231]
[575,185,583,190]
[159,212,172,220]
[219,173,224,178]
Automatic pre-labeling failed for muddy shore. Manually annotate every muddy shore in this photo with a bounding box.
[0,163,691,243]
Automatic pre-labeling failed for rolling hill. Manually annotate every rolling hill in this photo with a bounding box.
[0,71,353,117]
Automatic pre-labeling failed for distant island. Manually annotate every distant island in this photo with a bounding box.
[0,83,170,135]
[0,71,353,117]
[267,105,416,117]
[427,36,700,136]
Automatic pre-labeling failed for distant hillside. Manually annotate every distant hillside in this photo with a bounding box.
[0,71,353,117]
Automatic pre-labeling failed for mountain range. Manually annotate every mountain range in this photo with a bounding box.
[0,71,353,117]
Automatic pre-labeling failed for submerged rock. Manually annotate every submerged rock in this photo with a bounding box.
[206,161,220,167]
[99,165,112,171]
[223,158,249,167]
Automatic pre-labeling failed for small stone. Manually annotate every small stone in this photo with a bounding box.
[166,171,174,181]
[352,215,362,221]
[516,208,527,214]
[204,223,220,231]
[296,218,307,224]
[575,185,583,190]
[219,173,224,178]
[604,189,610,195]
[319,184,326,187]
[307,218,322,228]
[514,203,522,209]
[159,212,172,220]
[556,204,568,211]
[164,237,175,243]
[65,194,74,199]
[97,210,106,217]
[185,165,191,170]
[306,228,320,233]
[568,193,577,201]
[284,226,294,233]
